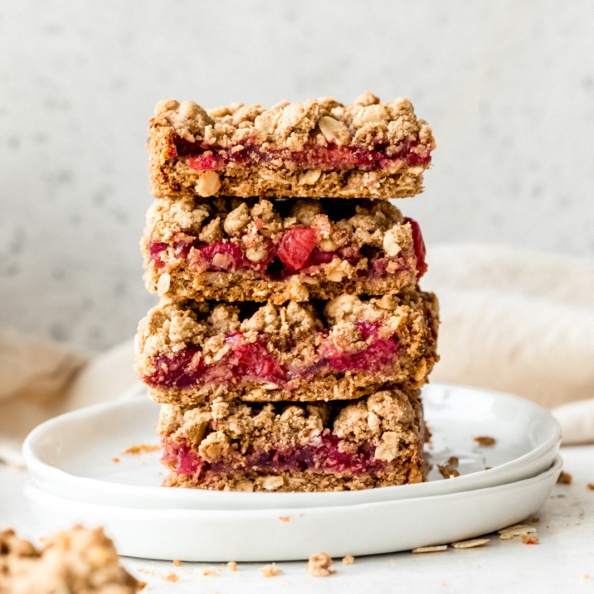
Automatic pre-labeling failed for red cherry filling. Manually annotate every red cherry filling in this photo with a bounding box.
[162,434,390,478]
[175,137,432,171]
[277,227,318,271]
[403,217,427,278]
[145,326,400,391]
[188,154,225,171]
[197,242,247,272]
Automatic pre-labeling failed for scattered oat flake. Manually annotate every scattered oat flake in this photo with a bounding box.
[172,559,182,567]
[200,567,221,577]
[112,457,120,463]
[121,444,161,455]
[163,573,178,582]
[498,524,537,540]
[306,552,335,577]
[259,563,283,577]
[587,483,594,491]
[412,545,448,553]
[521,535,539,545]
[227,561,238,572]
[451,538,490,549]
[557,471,572,485]
[342,555,355,565]
[279,516,291,523]
[583,573,590,580]
[474,436,496,446]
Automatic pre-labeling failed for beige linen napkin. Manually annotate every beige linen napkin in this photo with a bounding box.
[0,243,592,466]
[423,244,594,444]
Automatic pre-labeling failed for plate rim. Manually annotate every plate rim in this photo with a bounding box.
[22,382,562,509]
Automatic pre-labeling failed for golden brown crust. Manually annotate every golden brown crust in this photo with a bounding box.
[148,93,435,199]
[151,164,428,199]
[0,526,141,593]
[135,290,439,404]
[143,196,419,302]
[160,387,426,492]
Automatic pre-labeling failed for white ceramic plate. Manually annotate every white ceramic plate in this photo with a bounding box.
[23,383,561,510]
[24,456,562,561]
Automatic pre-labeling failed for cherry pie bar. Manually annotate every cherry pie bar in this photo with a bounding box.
[143,196,426,303]
[135,290,438,405]
[158,387,426,492]
[148,93,435,199]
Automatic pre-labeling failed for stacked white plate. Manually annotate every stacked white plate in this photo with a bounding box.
[23,383,562,561]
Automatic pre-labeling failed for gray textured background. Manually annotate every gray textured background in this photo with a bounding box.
[1,1,593,353]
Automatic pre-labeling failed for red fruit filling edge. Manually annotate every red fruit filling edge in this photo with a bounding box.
[169,136,432,171]
[145,321,400,391]
[162,434,395,478]
[149,218,426,280]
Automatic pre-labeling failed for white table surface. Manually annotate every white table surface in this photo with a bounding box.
[1,446,593,594]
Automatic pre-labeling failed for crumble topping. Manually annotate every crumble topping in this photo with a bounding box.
[159,387,421,457]
[145,197,408,252]
[0,526,141,593]
[152,94,435,153]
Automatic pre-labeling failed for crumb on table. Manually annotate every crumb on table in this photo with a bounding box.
[557,471,572,485]
[342,555,355,565]
[259,563,283,577]
[306,552,336,577]
[121,444,161,455]
[474,436,496,447]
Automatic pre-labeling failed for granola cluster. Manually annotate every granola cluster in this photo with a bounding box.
[0,526,140,594]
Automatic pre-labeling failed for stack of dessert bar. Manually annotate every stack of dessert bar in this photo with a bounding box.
[136,93,439,492]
